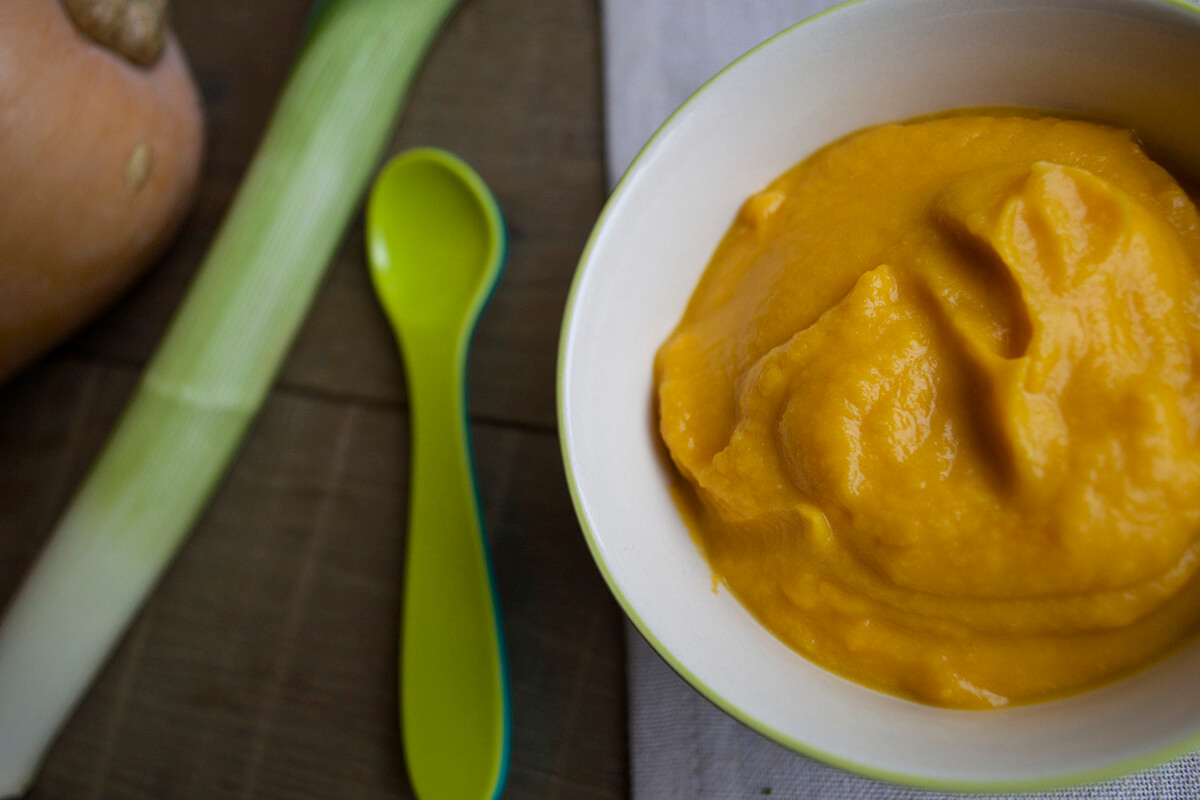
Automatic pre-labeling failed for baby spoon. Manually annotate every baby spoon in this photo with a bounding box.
[366,148,510,800]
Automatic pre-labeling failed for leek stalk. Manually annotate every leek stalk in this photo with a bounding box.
[0,0,457,794]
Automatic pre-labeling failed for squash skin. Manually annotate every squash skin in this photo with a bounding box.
[0,0,204,382]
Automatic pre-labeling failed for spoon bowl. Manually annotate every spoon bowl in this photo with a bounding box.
[368,149,505,330]
[366,147,509,800]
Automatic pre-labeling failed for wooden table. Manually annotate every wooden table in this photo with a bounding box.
[0,1,626,797]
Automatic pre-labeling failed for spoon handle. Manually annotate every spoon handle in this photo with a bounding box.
[399,332,510,800]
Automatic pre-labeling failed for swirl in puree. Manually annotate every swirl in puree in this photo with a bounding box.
[655,114,1200,708]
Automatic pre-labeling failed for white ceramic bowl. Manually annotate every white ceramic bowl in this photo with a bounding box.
[558,0,1200,791]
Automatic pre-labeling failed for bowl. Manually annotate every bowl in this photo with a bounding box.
[558,0,1200,791]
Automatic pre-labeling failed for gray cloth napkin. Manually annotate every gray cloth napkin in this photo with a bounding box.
[599,1,1200,797]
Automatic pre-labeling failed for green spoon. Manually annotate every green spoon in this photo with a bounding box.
[366,148,510,800]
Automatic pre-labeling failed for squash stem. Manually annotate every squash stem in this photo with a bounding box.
[61,0,168,66]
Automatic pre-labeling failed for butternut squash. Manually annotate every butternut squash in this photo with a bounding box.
[0,0,204,382]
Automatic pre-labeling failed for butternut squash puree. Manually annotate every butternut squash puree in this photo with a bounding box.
[655,114,1200,709]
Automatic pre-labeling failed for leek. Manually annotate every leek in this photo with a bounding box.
[0,0,457,794]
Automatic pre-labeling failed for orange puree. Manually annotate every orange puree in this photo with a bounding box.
[655,113,1200,709]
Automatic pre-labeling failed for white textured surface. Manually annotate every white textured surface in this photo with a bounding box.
[600,0,1200,797]
[602,0,832,185]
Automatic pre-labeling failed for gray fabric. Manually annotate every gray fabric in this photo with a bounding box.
[601,0,826,187]
[601,0,1200,797]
